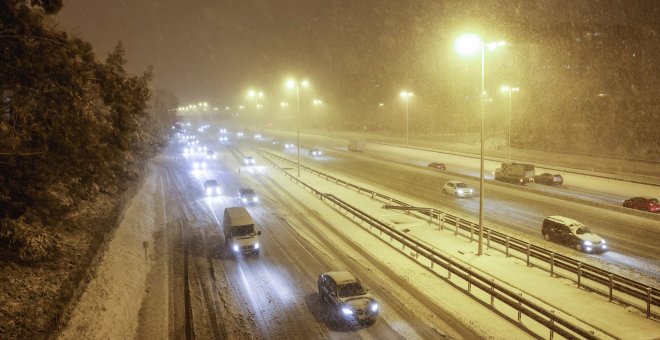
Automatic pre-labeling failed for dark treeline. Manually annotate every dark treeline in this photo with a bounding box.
[0,0,175,262]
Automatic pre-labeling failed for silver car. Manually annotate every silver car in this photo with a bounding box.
[443,180,473,198]
[317,271,379,323]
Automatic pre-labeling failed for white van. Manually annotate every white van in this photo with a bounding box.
[223,207,261,255]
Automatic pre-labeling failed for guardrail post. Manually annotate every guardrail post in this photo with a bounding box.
[447,262,452,279]
[440,215,445,231]
[470,224,474,242]
[490,279,495,306]
[526,244,530,266]
[487,230,491,249]
[647,288,652,319]
[428,209,432,225]
[468,267,472,292]
[550,253,554,277]
[430,255,434,269]
[455,221,459,236]
[506,237,510,258]
[371,192,375,200]
[517,294,522,322]
[549,311,555,340]
[577,262,582,288]
[608,274,613,302]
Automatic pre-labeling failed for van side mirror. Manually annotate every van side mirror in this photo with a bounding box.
[257,231,262,235]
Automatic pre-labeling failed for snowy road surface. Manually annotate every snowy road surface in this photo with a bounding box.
[58,132,659,339]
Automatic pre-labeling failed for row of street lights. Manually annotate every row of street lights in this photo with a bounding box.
[235,33,514,257]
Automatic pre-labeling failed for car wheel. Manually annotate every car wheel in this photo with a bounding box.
[543,233,550,241]
[575,243,583,252]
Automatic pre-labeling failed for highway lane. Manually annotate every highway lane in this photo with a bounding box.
[154,140,479,339]
[249,135,660,281]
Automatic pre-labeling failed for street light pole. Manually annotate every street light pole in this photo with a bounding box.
[456,34,506,256]
[400,91,413,146]
[296,84,301,177]
[479,44,485,256]
[501,86,519,163]
[287,79,309,177]
[248,90,263,135]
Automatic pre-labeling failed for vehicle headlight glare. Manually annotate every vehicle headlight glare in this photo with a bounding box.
[371,303,378,312]
[341,307,353,315]
[233,244,239,252]
[254,243,260,249]
[242,198,247,202]
[583,241,592,246]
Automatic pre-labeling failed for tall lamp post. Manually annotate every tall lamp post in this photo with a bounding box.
[455,34,506,256]
[286,79,309,177]
[312,99,323,128]
[248,89,264,135]
[400,91,413,146]
[501,86,519,162]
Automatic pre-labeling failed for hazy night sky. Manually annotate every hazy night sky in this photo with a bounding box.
[55,1,658,109]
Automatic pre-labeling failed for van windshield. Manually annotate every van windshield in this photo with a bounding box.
[231,225,256,237]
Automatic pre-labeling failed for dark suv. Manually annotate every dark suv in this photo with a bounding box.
[541,216,607,253]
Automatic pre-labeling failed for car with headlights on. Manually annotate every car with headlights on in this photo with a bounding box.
[623,197,660,213]
[192,160,207,169]
[317,271,379,324]
[542,216,607,253]
[442,180,473,198]
[308,149,323,156]
[534,173,564,185]
[237,188,258,204]
[243,156,256,165]
[284,142,296,149]
[206,150,217,159]
[203,180,221,196]
[427,162,446,170]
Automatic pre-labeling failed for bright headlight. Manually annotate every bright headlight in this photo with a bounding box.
[215,188,221,194]
[232,244,239,252]
[370,303,378,312]
[254,197,259,202]
[341,307,353,315]
[242,198,247,202]
[457,189,464,193]
[583,241,593,246]
[206,188,212,195]
[254,243,260,249]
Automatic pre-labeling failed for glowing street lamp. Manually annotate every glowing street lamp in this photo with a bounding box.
[400,91,413,146]
[501,86,520,162]
[455,33,507,256]
[286,78,310,177]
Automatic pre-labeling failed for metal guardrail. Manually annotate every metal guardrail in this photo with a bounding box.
[259,150,660,319]
[259,151,602,339]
